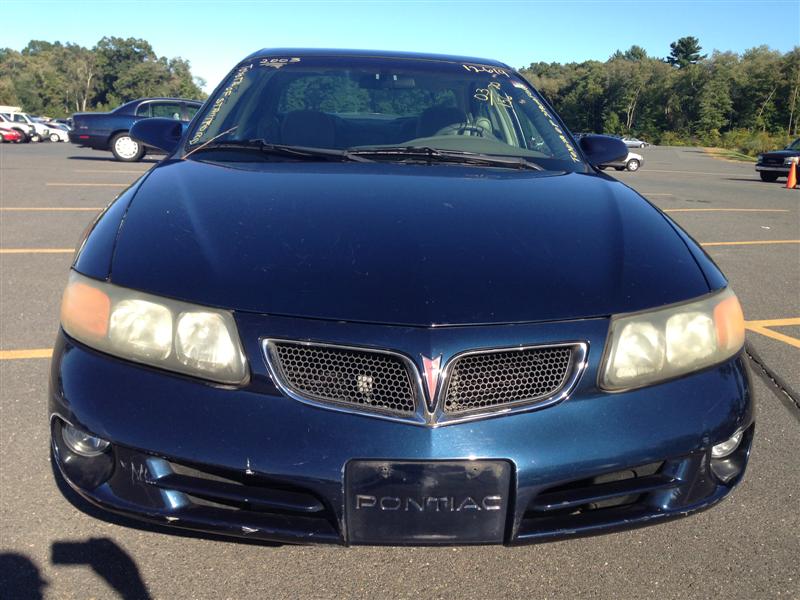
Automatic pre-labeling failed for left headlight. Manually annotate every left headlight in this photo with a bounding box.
[600,287,745,390]
[60,270,248,384]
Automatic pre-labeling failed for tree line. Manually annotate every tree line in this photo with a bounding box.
[0,37,207,117]
[520,37,800,154]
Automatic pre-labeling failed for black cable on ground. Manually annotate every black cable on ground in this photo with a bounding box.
[745,341,800,418]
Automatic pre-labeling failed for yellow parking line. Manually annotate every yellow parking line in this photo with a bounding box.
[0,207,102,212]
[665,208,790,213]
[0,248,74,254]
[0,348,53,360]
[701,240,800,247]
[746,318,800,327]
[46,183,128,188]
[746,325,800,349]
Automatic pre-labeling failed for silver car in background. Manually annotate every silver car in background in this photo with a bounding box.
[622,136,649,148]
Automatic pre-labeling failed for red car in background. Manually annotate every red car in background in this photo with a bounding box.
[0,127,24,143]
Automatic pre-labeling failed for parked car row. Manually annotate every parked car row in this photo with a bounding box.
[0,110,72,143]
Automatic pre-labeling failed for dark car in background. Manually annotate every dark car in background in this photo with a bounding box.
[756,138,800,181]
[70,97,202,161]
[50,49,752,547]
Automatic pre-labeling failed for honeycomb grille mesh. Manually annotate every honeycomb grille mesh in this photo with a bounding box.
[443,346,573,413]
[270,342,416,415]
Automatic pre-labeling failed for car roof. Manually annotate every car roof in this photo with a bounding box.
[241,48,511,69]
[115,97,204,113]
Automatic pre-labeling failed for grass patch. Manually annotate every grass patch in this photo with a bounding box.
[703,147,757,162]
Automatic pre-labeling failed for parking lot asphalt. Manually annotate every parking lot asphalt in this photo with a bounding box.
[1,143,798,599]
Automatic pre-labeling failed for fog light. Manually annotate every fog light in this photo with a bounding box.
[711,429,743,459]
[61,422,110,457]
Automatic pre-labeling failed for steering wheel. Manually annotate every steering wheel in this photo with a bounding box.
[434,123,486,137]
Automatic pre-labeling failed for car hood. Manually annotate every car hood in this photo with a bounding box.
[108,159,710,326]
[762,149,800,159]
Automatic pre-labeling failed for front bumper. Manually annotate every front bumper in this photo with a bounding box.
[755,164,790,174]
[49,318,754,546]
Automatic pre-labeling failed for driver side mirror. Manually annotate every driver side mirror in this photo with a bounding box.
[578,134,629,167]
[130,118,185,154]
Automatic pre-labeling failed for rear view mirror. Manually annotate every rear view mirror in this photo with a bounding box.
[578,134,628,167]
[359,74,416,90]
[130,118,184,154]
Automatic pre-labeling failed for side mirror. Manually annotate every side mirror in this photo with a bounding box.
[578,134,629,167]
[130,118,184,154]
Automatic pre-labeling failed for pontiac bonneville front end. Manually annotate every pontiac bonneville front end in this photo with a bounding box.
[50,49,753,546]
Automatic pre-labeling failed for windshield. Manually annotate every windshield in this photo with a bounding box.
[788,138,800,150]
[185,55,584,171]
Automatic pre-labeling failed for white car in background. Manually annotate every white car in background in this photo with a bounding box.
[45,122,70,142]
[599,151,644,172]
[1,111,49,142]
[0,113,34,142]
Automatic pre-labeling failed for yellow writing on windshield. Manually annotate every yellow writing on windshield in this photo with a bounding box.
[189,63,253,144]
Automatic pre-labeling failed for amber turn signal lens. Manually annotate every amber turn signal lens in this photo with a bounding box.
[60,280,111,340]
[714,294,745,351]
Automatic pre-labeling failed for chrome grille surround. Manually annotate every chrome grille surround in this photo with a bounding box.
[263,340,422,419]
[263,339,587,426]
[441,344,575,414]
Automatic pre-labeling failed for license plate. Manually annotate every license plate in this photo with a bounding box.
[345,460,511,545]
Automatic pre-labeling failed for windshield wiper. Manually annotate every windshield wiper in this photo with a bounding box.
[346,146,544,170]
[186,139,372,162]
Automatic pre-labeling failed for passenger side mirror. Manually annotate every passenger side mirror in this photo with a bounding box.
[578,134,629,167]
[130,118,184,154]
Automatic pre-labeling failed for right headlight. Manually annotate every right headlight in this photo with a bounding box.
[60,270,248,384]
[600,287,745,390]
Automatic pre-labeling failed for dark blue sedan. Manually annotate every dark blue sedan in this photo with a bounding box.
[50,49,753,546]
[69,97,202,161]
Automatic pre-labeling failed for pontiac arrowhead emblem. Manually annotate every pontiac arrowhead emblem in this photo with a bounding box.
[421,355,442,412]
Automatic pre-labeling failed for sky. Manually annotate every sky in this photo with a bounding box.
[3,0,799,92]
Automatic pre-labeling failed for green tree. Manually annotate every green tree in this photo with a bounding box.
[667,36,707,68]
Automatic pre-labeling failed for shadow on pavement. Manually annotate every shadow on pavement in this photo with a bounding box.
[725,178,784,184]
[0,553,47,600]
[51,538,152,600]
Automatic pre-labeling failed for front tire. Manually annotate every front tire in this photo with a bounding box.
[626,159,640,172]
[110,133,145,162]
[759,172,779,182]
[50,133,60,142]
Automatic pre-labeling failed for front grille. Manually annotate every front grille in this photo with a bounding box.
[763,156,783,165]
[442,345,574,413]
[268,341,417,415]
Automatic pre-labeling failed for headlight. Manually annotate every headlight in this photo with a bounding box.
[60,271,248,384]
[784,157,797,165]
[756,154,764,162]
[601,288,745,390]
